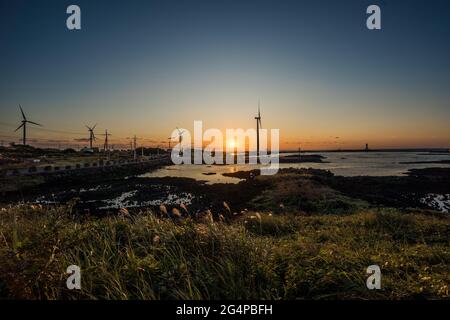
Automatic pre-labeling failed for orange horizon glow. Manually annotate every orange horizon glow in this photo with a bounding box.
[2,99,449,151]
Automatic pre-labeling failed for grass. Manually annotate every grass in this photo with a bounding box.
[0,204,448,300]
[250,170,370,214]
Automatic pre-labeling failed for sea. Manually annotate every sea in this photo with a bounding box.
[141,151,450,184]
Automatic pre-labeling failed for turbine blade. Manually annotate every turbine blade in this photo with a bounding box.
[27,121,42,126]
[19,105,26,121]
[14,123,24,132]
[257,98,261,120]
[92,124,97,130]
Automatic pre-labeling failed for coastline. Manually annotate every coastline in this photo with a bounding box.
[3,165,450,215]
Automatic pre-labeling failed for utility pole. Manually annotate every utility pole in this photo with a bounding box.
[133,135,137,161]
[103,130,110,151]
[98,129,112,160]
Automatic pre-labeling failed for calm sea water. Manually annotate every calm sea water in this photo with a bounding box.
[140,152,450,184]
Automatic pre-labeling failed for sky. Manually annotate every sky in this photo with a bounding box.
[0,0,449,150]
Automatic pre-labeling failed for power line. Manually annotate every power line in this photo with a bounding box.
[0,122,85,136]
[32,127,86,135]
[0,121,167,149]
[0,122,16,128]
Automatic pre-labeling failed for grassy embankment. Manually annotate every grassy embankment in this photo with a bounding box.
[0,170,449,299]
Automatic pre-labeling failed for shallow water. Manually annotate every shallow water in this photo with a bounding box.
[139,164,248,184]
[141,152,450,184]
[283,151,450,177]
[27,152,450,213]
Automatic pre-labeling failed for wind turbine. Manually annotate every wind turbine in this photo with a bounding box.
[176,127,185,156]
[14,105,42,146]
[254,100,262,161]
[85,124,97,149]
[176,127,185,144]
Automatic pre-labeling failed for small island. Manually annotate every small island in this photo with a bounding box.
[279,154,326,163]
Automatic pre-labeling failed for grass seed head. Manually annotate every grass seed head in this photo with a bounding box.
[159,204,168,215]
[223,201,231,213]
[206,209,214,223]
[172,208,181,218]
[119,207,130,216]
[180,203,188,213]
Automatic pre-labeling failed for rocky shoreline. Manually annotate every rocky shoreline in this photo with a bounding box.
[3,161,450,215]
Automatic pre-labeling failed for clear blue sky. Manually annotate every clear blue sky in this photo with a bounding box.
[0,0,449,149]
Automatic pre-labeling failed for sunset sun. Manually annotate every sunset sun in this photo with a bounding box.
[227,139,237,149]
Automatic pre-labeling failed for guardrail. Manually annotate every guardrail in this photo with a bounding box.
[4,155,170,177]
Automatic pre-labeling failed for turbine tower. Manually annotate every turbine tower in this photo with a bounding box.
[254,100,262,161]
[85,124,97,149]
[14,105,42,146]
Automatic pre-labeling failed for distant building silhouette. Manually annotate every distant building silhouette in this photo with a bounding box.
[365,143,369,152]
